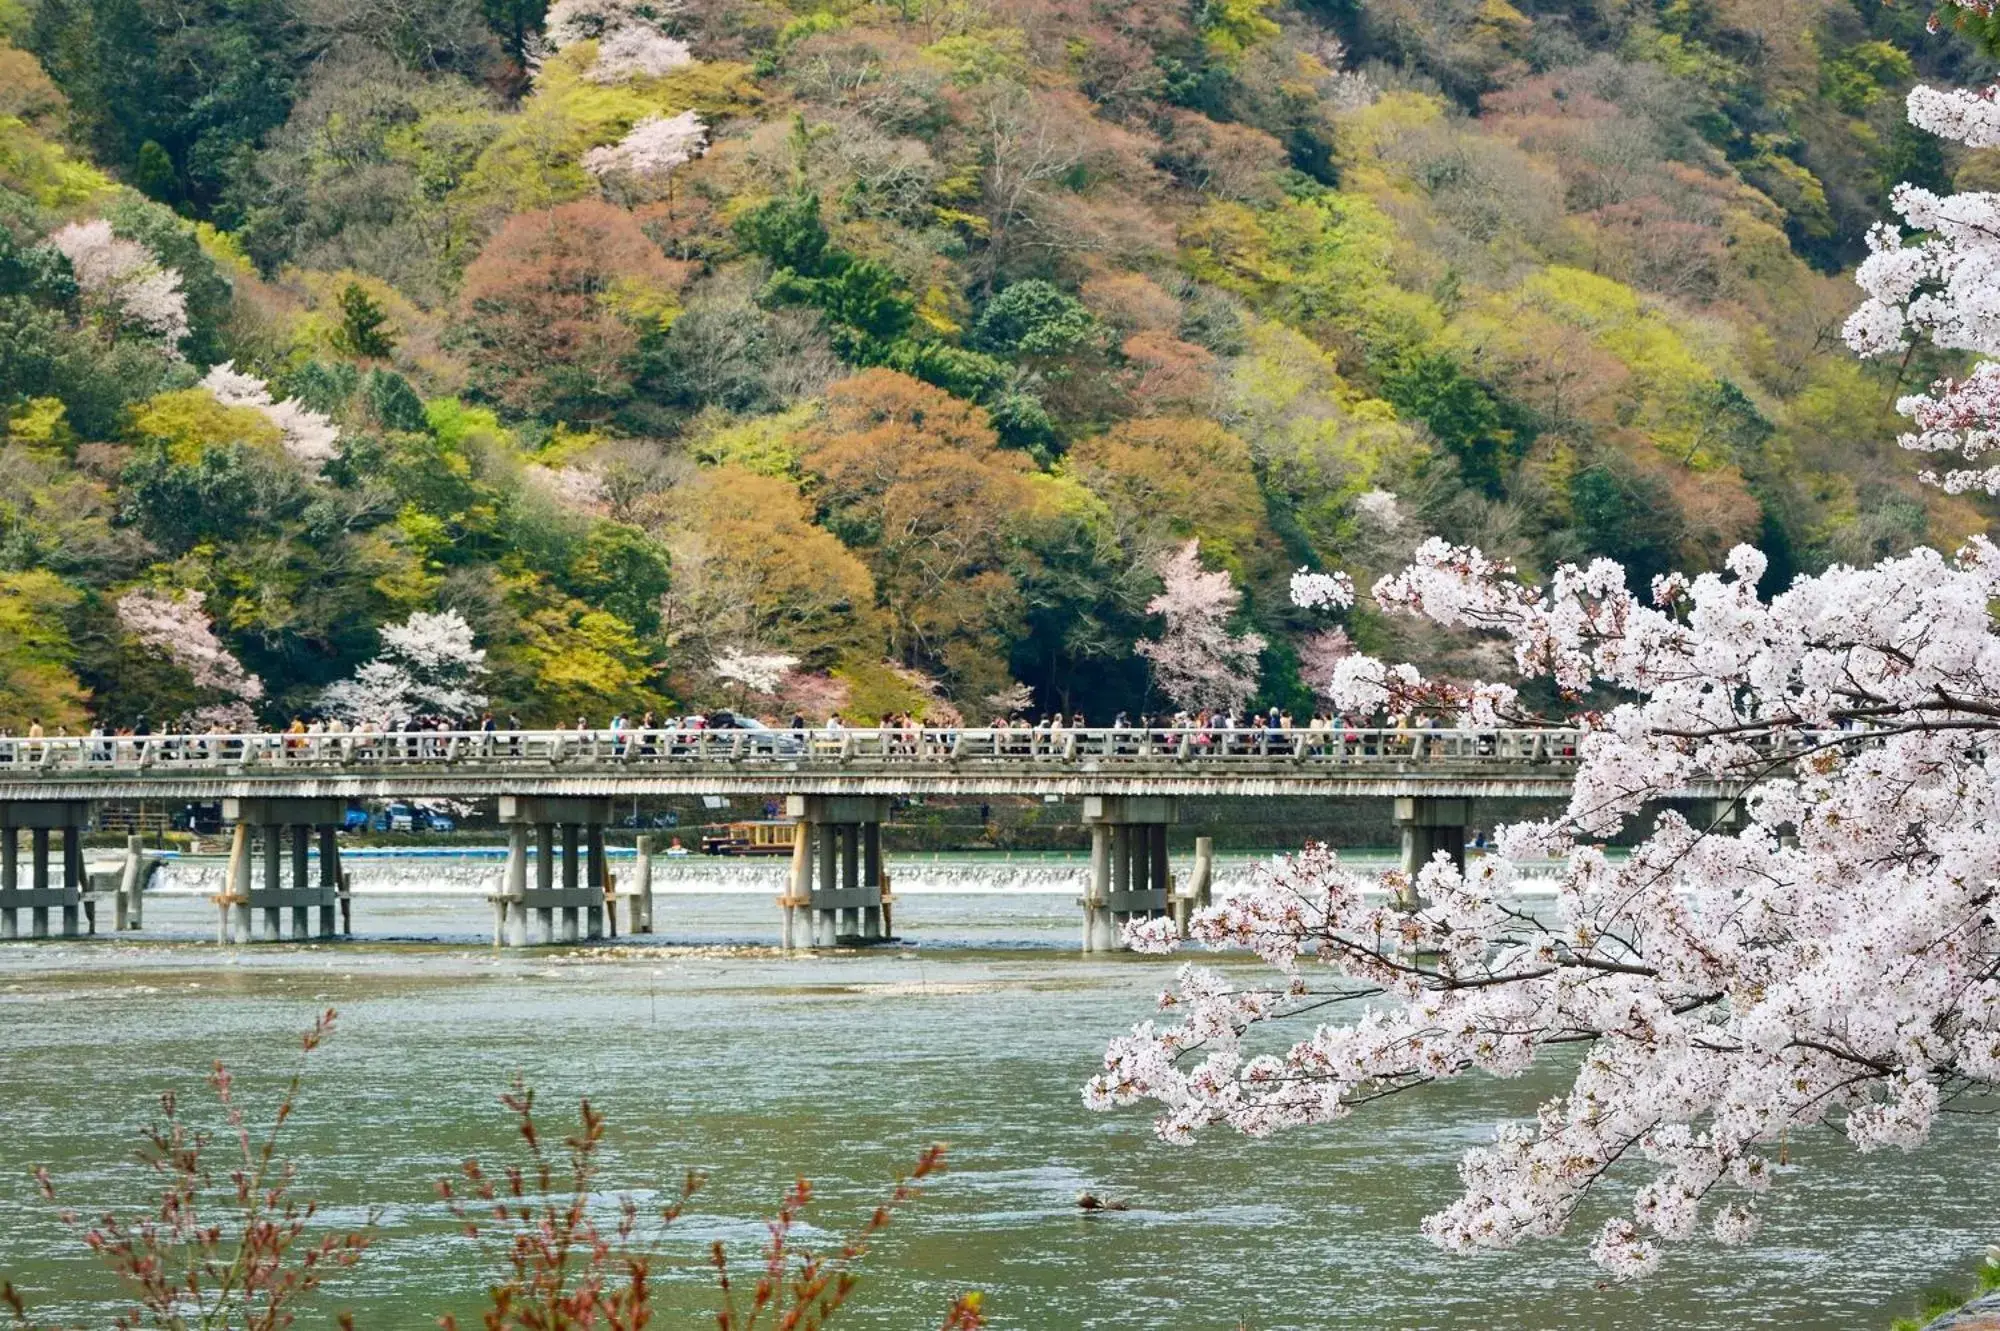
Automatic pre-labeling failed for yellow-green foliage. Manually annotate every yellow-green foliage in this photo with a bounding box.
[426,397,515,454]
[832,657,933,724]
[925,27,1029,85]
[778,10,847,49]
[0,114,114,207]
[5,397,74,453]
[502,586,660,721]
[0,569,87,730]
[1228,319,1414,545]
[1263,194,1446,358]
[128,388,283,465]
[1449,267,1738,465]
[1201,0,1281,62]
[455,49,758,216]
[687,405,814,477]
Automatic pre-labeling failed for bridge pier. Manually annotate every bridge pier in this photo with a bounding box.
[223,799,347,943]
[0,802,90,940]
[785,795,891,947]
[1395,797,1468,906]
[1081,796,1175,952]
[498,796,612,946]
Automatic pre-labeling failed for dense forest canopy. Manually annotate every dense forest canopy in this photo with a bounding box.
[0,0,1994,729]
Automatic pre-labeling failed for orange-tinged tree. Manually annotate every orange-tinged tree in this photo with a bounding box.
[801,369,1035,698]
[641,465,882,667]
[457,200,682,422]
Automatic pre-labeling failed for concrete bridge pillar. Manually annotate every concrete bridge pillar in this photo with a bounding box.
[1080,795,1176,952]
[785,794,892,948]
[498,796,613,946]
[1395,796,1468,907]
[0,802,91,940]
[222,798,347,943]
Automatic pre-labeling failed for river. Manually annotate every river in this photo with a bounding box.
[0,852,1990,1329]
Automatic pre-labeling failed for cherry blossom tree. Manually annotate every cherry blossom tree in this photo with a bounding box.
[711,646,799,699]
[322,610,488,725]
[983,682,1036,717]
[543,0,690,83]
[48,220,190,350]
[115,588,264,728]
[1135,540,1265,713]
[1091,45,2000,1278]
[199,362,341,467]
[582,111,706,187]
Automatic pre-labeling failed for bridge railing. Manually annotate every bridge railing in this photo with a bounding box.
[0,726,1588,776]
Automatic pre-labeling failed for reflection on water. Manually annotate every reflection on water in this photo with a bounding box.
[0,861,1990,1329]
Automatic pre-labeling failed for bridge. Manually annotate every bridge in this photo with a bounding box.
[0,726,1720,950]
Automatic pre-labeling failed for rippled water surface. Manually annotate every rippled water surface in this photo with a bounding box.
[0,860,1991,1329]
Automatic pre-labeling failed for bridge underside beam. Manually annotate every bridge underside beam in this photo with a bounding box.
[496,796,613,946]
[0,801,90,941]
[1081,796,1176,952]
[784,794,892,948]
[1395,796,1468,906]
[220,799,347,944]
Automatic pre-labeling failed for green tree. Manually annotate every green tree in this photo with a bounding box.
[132,137,176,202]
[334,282,397,359]
[972,281,1101,358]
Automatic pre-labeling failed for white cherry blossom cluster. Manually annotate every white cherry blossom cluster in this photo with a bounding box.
[1844,49,2000,491]
[712,646,800,696]
[199,362,341,467]
[1288,566,1354,610]
[115,588,265,720]
[323,609,488,724]
[583,110,707,183]
[544,0,690,83]
[1090,533,2000,1275]
[47,219,190,349]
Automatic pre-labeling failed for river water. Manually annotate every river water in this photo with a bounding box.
[0,852,1992,1329]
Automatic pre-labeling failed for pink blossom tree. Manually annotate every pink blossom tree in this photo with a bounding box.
[1091,38,2000,1279]
[582,110,707,189]
[1135,540,1265,713]
[114,588,265,728]
[48,220,190,351]
[542,0,691,82]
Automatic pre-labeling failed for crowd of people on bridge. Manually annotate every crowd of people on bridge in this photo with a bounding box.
[0,704,1575,767]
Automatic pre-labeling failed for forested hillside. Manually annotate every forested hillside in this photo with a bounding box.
[0,0,1993,727]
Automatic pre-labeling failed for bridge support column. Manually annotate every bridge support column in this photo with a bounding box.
[1080,796,1175,952]
[786,795,892,948]
[224,799,347,942]
[587,825,608,940]
[1704,796,1750,834]
[499,797,613,947]
[560,824,580,943]
[630,835,654,934]
[1395,797,1468,907]
[0,802,91,940]
[500,824,530,946]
